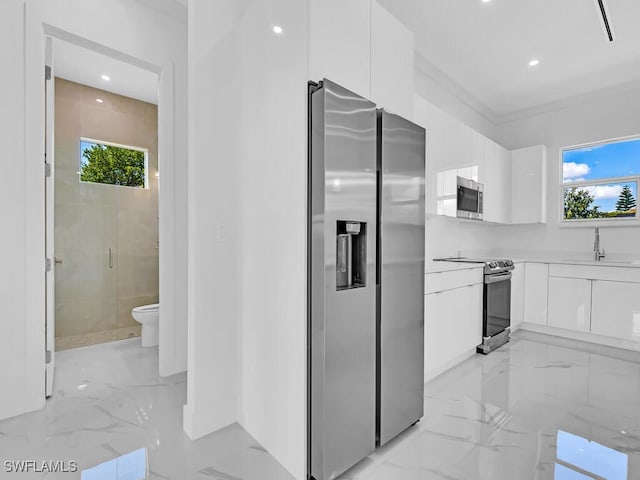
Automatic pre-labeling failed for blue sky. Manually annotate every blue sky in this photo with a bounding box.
[79,140,97,167]
[563,138,640,212]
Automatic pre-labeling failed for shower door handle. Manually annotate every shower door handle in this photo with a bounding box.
[109,248,113,269]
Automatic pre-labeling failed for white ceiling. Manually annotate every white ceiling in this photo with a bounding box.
[377,0,640,122]
[53,38,159,105]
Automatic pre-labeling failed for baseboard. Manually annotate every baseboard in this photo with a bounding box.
[424,346,477,383]
[183,403,235,440]
[518,322,640,352]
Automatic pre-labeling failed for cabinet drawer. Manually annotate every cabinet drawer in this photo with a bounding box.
[425,268,483,294]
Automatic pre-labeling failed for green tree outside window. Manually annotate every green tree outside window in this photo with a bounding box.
[80,142,146,188]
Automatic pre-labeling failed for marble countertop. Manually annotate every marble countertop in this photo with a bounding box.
[427,256,640,274]
[425,260,484,274]
[510,257,640,268]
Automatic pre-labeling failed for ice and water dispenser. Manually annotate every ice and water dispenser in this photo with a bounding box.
[336,221,367,290]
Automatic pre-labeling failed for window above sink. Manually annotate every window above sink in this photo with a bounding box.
[561,136,640,225]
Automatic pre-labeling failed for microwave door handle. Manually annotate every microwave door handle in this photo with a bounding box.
[485,272,512,284]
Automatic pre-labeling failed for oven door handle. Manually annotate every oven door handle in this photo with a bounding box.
[485,272,512,284]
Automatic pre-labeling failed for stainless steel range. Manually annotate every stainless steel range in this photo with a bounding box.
[434,257,515,354]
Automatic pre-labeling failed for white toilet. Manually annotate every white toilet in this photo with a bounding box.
[131,303,159,347]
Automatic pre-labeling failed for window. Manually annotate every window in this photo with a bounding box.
[80,138,148,188]
[562,137,640,222]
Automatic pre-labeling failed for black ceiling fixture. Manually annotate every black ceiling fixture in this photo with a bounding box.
[596,0,615,42]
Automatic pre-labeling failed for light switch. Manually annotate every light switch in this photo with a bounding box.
[216,222,227,241]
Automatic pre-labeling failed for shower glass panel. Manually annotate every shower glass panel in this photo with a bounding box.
[54,76,158,350]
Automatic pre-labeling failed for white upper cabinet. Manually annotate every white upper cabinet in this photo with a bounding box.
[308,0,372,97]
[427,104,458,217]
[371,1,414,119]
[457,123,479,183]
[483,139,511,224]
[511,145,547,224]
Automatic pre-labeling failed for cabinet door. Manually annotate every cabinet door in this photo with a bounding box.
[460,284,482,352]
[483,140,511,224]
[523,263,548,325]
[592,280,640,342]
[457,123,477,182]
[511,145,547,224]
[424,292,446,377]
[425,285,481,377]
[510,263,525,328]
[482,139,500,223]
[498,146,512,223]
[548,277,591,332]
[429,105,458,217]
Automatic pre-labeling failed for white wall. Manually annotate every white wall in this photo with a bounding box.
[0,0,45,421]
[184,0,242,440]
[236,3,308,478]
[0,0,187,421]
[186,1,308,477]
[494,88,640,260]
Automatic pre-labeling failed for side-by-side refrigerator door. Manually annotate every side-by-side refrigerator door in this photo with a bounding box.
[378,110,425,446]
[309,79,378,480]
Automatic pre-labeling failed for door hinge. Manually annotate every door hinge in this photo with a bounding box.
[46,350,52,364]
[45,65,52,81]
[45,162,52,177]
[46,258,52,272]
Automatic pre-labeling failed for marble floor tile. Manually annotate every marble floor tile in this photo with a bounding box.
[1,331,640,479]
[342,330,640,480]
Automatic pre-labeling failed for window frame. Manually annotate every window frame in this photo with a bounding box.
[559,135,640,227]
[79,137,149,189]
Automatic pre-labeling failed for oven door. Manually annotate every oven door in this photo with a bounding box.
[483,272,511,337]
[457,184,482,220]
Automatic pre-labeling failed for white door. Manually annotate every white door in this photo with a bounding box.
[45,37,55,397]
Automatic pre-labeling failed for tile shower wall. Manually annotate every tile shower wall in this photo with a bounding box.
[55,78,158,350]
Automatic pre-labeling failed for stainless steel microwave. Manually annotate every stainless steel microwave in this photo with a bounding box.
[457,176,483,220]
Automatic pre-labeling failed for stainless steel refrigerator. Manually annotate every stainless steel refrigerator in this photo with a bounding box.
[308,79,425,480]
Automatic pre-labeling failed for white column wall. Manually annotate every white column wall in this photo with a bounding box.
[235,3,309,479]
[184,0,244,439]
[186,1,309,476]
[0,0,46,421]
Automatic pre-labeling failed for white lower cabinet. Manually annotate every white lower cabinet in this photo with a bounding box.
[510,263,525,328]
[424,283,482,378]
[523,263,549,325]
[547,277,591,332]
[591,280,640,342]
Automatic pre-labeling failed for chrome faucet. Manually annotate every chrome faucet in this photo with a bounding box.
[593,227,605,261]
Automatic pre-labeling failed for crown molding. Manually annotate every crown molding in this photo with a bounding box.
[413,52,500,125]
[414,52,640,127]
[496,78,640,124]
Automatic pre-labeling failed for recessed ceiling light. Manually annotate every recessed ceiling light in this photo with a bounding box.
[482,0,492,3]
[529,59,540,67]
[96,98,104,103]
[272,25,283,35]
[101,74,110,81]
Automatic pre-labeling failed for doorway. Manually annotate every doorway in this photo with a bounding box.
[45,35,160,395]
